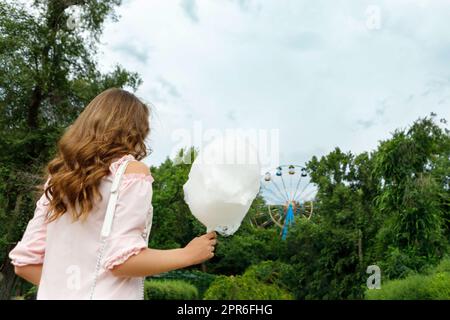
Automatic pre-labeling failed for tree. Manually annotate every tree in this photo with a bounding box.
[0,0,141,298]
[373,116,449,277]
[284,148,382,299]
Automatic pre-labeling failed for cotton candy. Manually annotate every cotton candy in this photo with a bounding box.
[183,134,261,236]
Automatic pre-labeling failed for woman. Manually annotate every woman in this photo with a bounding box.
[9,88,217,299]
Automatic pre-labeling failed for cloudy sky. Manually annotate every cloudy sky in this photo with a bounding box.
[97,0,450,169]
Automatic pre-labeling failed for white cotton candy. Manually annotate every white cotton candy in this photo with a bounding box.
[183,134,261,236]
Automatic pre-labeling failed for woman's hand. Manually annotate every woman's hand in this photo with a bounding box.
[183,231,217,265]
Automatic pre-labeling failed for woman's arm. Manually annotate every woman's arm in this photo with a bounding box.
[111,232,217,277]
[14,264,42,286]
[10,178,50,286]
[14,232,218,281]
[111,162,219,277]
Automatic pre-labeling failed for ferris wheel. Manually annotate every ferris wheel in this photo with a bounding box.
[255,165,317,239]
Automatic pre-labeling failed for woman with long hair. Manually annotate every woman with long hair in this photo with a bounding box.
[9,88,216,299]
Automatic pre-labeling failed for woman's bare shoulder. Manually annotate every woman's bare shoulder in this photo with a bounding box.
[125,161,151,176]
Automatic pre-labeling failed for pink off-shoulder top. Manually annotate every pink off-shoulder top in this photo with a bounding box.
[9,154,154,300]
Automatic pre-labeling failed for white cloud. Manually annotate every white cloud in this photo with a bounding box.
[98,0,450,167]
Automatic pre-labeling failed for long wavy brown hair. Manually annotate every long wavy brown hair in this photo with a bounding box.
[43,88,150,222]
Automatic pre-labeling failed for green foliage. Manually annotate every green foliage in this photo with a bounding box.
[0,0,140,130]
[432,256,450,273]
[149,270,217,298]
[23,286,37,300]
[282,148,383,299]
[243,260,296,293]
[143,116,450,300]
[366,258,450,300]
[203,275,294,300]
[373,116,449,273]
[144,280,199,300]
[366,274,431,300]
[377,246,426,279]
[279,217,365,299]
[206,227,284,275]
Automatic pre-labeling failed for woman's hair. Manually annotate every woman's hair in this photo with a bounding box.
[44,88,150,222]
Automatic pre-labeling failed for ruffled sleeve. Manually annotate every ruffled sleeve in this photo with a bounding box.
[102,158,154,270]
[9,177,50,267]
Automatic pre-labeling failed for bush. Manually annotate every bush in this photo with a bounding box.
[243,260,295,292]
[144,280,199,300]
[365,274,431,300]
[23,286,37,300]
[427,272,450,299]
[377,245,430,279]
[207,227,284,275]
[366,258,450,300]
[432,257,450,273]
[149,270,217,298]
[203,275,294,300]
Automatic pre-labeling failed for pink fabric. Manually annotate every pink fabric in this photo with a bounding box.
[9,154,154,300]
